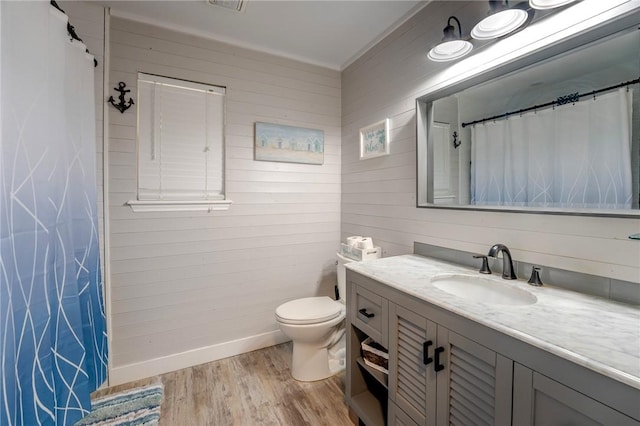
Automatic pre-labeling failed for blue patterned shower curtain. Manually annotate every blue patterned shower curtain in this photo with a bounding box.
[0,2,108,425]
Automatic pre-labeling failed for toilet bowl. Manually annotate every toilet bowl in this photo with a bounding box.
[275,253,353,382]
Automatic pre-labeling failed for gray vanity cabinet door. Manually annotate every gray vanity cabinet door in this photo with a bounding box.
[436,330,513,426]
[513,364,639,426]
[388,304,438,426]
[389,400,421,426]
[389,303,513,426]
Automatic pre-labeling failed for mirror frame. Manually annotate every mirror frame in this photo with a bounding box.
[416,8,640,218]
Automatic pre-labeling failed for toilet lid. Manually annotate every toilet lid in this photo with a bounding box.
[275,296,343,325]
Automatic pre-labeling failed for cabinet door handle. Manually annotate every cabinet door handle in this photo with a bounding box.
[423,340,433,365]
[434,346,445,372]
[358,308,375,319]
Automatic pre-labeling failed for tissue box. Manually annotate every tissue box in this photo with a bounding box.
[361,337,388,374]
[340,243,382,261]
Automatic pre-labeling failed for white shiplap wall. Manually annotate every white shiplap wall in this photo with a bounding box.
[342,2,640,284]
[108,17,341,383]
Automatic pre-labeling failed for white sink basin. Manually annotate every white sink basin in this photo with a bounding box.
[431,273,537,306]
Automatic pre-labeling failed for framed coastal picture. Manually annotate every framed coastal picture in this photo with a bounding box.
[255,122,324,165]
[359,119,389,160]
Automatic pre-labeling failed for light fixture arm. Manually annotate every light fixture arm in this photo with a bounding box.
[489,0,504,13]
[443,16,463,41]
[489,0,514,13]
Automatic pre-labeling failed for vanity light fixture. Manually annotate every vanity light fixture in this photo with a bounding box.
[471,1,530,41]
[529,0,577,9]
[428,16,474,62]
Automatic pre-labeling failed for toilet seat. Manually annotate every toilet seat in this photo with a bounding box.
[276,296,343,325]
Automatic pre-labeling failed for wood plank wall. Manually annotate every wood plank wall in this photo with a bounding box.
[341,1,640,284]
[107,17,341,380]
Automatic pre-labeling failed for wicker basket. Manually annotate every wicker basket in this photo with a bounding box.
[361,337,388,374]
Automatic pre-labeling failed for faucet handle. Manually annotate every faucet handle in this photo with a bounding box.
[473,254,492,274]
[528,266,543,286]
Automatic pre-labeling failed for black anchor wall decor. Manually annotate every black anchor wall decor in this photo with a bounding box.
[108,82,134,113]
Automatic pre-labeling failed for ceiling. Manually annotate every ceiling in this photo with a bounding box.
[98,0,427,70]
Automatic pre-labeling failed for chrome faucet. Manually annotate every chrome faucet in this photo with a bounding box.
[487,244,517,280]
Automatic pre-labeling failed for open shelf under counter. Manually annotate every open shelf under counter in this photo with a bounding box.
[351,391,386,426]
[356,357,388,389]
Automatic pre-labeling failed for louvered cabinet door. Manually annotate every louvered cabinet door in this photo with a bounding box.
[389,304,438,426]
[389,400,420,426]
[436,330,513,426]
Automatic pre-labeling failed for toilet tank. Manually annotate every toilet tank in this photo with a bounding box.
[336,253,353,303]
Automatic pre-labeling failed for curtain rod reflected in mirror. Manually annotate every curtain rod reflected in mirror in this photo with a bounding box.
[461,77,640,128]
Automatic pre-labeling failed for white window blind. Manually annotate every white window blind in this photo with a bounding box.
[137,73,225,201]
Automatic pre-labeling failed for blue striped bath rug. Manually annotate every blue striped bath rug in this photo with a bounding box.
[75,383,163,426]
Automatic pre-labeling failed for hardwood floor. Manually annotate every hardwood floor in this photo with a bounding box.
[95,343,353,425]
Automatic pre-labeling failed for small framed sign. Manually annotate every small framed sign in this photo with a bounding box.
[359,118,389,160]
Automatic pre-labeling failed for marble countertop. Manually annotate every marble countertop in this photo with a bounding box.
[346,254,640,389]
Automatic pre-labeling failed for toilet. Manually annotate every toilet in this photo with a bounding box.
[275,253,352,382]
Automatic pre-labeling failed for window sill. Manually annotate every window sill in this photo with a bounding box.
[126,199,232,213]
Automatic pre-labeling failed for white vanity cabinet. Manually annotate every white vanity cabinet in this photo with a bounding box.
[387,295,512,426]
[345,267,640,426]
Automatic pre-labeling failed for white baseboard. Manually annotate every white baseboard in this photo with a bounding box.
[108,330,290,386]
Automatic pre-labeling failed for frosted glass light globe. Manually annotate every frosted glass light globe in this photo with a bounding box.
[529,0,577,10]
[471,9,528,40]
[428,40,474,62]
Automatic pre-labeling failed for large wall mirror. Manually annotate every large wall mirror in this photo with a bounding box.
[417,11,640,217]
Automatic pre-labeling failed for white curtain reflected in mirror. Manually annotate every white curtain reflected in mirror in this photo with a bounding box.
[470,89,633,209]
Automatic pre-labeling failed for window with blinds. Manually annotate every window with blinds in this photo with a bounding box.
[136,73,225,202]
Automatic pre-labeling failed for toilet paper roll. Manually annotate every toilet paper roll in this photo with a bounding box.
[347,236,363,247]
[357,237,374,249]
